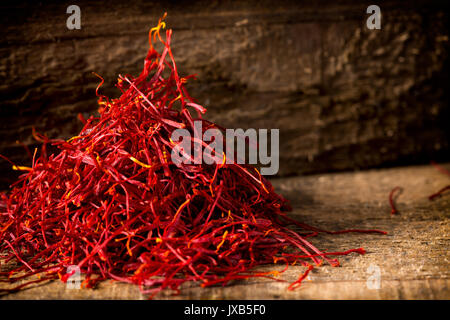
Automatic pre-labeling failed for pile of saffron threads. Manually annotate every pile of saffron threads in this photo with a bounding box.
[0,15,386,297]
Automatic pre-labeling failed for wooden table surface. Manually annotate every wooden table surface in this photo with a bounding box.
[1,163,449,299]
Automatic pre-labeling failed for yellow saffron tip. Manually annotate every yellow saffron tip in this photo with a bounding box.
[67,135,81,143]
[12,165,32,171]
[126,237,133,257]
[220,153,226,168]
[216,230,228,252]
[129,156,152,168]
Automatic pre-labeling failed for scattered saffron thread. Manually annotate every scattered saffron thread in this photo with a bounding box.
[389,186,403,215]
[429,185,450,201]
[430,161,450,177]
[428,161,450,201]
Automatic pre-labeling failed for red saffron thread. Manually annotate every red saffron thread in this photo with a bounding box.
[0,14,386,297]
[389,186,402,215]
[428,161,450,201]
[428,185,450,201]
[430,161,450,177]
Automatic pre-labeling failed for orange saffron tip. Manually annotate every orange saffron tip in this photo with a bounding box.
[81,279,89,289]
[67,135,81,143]
[150,21,166,34]
[149,12,167,46]
[173,198,191,221]
[92,72,105,97]
[271,271,280,277]
[126,237,133,257]
[12,165,32,171]
[74,172,81,184]
[220,152,226,168]
[215,230,228,252]
[170,94,181,103]
[1,221,14,233]
[129,156,152,168]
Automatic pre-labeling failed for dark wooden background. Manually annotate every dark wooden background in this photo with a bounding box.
[0,0,449,188]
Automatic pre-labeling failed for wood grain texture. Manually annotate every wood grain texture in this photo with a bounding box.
[1,163,448,299]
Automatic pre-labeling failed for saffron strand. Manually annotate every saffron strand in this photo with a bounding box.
[428,185,450,200]
[389,186,403,215]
